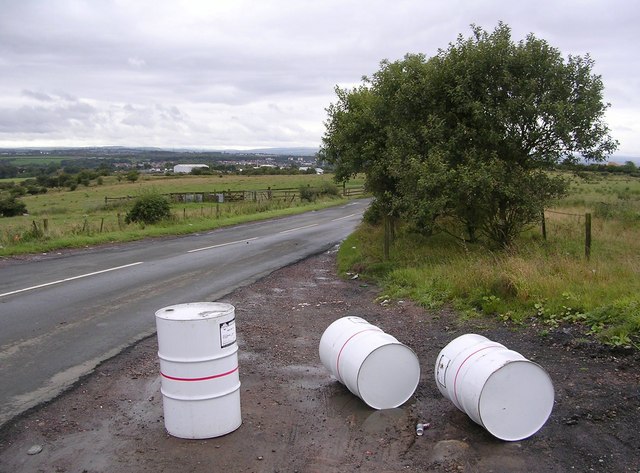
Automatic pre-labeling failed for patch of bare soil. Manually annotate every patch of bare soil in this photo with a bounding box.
[0,248,639,473]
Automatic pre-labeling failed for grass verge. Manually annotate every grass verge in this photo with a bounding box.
[0,197,348,257]
[337,173,640,349]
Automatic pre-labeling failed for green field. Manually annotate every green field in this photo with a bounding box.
[17,173,359,215]
[338,172,640,348]
[0,155,69,165]
[0,173,365,256]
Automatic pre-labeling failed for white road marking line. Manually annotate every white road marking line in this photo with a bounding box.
[278,223,319,234]
[331,213,359,222]
[188,237,258,253]
[0,262,145,298]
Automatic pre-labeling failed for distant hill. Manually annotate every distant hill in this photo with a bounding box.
[0,146,320,158]
[222,147,319,156]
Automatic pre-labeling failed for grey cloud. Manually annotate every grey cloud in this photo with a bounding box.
[120,103,188,129]
[0,101,96,134]
[120,105,156,128]
[155,105,183,121]
[21,90,54,102]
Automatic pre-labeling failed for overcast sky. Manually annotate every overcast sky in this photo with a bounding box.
[0,0,638,157]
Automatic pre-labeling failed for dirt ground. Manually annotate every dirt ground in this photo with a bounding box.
[0,247,639,473]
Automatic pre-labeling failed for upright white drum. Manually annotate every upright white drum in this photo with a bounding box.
[319,316,420,409]
[155,302,241,439]
[435,334,554,441]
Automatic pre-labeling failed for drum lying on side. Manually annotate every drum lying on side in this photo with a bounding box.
[435,333,554,441]
[319,316,420,410]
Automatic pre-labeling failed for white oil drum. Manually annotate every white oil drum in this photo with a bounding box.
[435,333,554,441]
[319,316,420,409]
[155,302,241,439]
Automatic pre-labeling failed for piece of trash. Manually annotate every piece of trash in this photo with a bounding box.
[350,274,359,280]
[416,422,431,435]
[27,445,43,455]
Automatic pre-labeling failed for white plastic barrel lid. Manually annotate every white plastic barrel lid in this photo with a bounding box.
[357,343,421,410]
[478,360,555,441]
[155,302,234,321]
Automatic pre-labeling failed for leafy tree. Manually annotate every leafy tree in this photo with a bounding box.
[0,164,18,179]
[320,84,402,213]
[125,192,171,224]
[320,23,618,247]
[621,161,638,173]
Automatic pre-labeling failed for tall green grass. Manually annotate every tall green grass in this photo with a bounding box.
[338,173,640,348]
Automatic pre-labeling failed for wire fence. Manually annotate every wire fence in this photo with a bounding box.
[542,209,592,259]
[545,209,585,218]
[104,185,365,206]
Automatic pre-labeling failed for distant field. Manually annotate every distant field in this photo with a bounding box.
[0,173,365,256]
[13,173,363,215]
[0,155,69,165]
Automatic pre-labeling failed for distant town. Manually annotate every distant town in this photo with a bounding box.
[0,146,325,178]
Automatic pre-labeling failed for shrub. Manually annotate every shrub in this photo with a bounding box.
[0,194,27,217]
[125,170,140,182]
[299,185,317,202]
[319,181,339,196]
[26,186,47,195]
[363,199,384,225]
[125,193,171,224]
[299,182,340,202]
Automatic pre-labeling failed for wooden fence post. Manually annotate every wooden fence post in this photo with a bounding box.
[585,212,592,260]
[383,215,391,261]
[541,210,547,240]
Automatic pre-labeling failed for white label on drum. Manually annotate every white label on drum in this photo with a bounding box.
[436,354,451,388]
[220,318,236,348]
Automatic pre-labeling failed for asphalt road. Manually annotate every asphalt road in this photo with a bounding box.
[0,200,367,428]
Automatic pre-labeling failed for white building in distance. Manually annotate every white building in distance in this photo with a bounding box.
[173,164,209,174]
